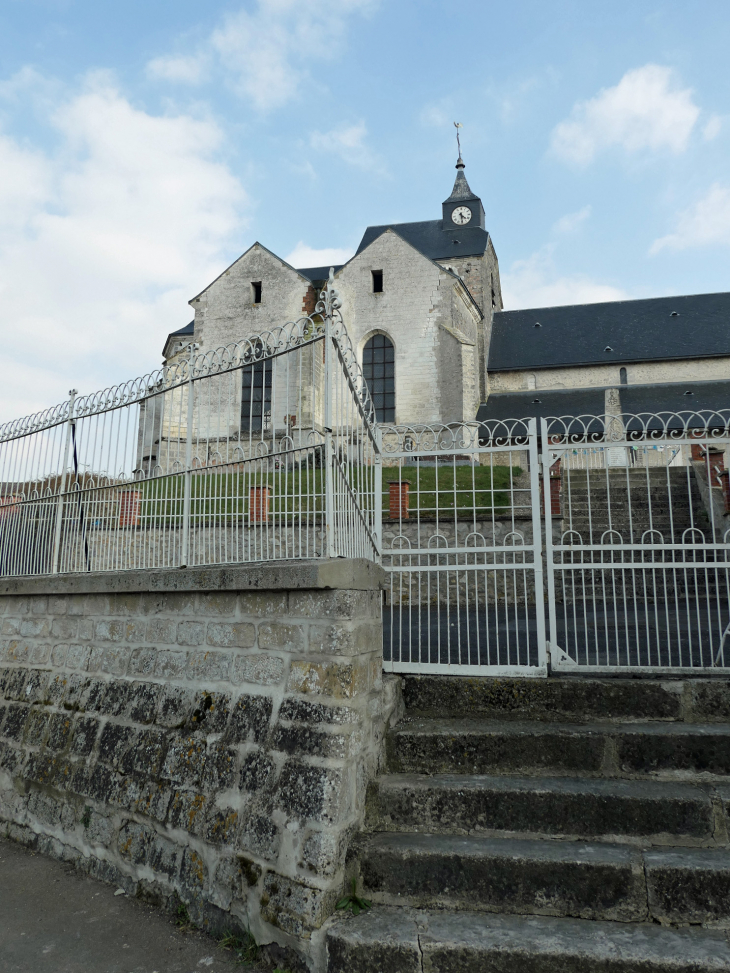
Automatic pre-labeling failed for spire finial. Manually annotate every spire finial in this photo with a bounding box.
[454,121,465,168]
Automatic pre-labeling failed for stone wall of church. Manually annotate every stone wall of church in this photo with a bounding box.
[489,356,730,394]
[191,245,311,356]
[441,236,502,402]
[335,231,470,424]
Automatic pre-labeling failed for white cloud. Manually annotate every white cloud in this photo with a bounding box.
[650,183,730,254]
[551,65,700,165]
[703,115,722,141]
[146,54,208,84]
[309,121,385,172]
[145,0,376,113]
[552,205,591,235]
[501,246,629,310]
[284,242,354,268]
[0,73,247,421]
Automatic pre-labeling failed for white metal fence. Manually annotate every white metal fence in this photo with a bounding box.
[0,275,380,575]
[380,420,547,676]
[376,410,730,677]
[3,290,730,678]
[542,412,730,673]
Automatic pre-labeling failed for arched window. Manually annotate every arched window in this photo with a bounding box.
[363,334,395,423]
[241,357,272,432]
[619,367,628,386]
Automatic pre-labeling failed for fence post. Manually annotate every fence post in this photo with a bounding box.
[539,417,557,669]
[374,424,382,559]
[180,345,197,567]
[51,389,77,574]
[322,270,337,559]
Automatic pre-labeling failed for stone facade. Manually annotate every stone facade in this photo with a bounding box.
[160,164,499,429]
[489,356,730,394]
[335,231,482,424]
[0,561,402,971]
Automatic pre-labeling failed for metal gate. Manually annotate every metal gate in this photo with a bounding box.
[542,413,730,673]
[380,419,547,676]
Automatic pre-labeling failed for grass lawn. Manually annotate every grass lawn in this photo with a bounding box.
[133,463,522,525]
[382,464,522,517]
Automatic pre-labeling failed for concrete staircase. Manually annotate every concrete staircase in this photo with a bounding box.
[562,468,704,544]
[325,676,730,971]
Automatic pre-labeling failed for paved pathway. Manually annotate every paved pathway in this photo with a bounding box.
[0,837,262,973]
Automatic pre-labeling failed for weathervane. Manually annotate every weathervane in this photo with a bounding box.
[454,121,463,158]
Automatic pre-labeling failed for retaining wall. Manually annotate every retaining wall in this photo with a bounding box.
[0,559,399,972]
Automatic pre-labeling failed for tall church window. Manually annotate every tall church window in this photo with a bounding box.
[619,367,628,385]
[372,270,383,293]
[363,334,395,423]
[241,358,272,432]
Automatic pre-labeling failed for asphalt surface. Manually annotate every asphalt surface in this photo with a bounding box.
[0,837,261,973]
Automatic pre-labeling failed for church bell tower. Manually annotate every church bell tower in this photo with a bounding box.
[442,155,486,230]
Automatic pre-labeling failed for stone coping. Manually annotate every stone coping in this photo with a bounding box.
[0,558,385,597]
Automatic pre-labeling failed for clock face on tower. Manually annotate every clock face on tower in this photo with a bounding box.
[451,205,472,225]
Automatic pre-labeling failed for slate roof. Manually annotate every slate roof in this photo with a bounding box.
[162,320,194,357]
[477,387,606,424]
[444,167,479,203]
[356,220,490,261]
[296,265,344,282]
[170,320,194,337]
[477,379,730,436]
[488,292,730,371]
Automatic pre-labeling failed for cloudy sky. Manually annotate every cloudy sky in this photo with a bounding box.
[1,0,728,420]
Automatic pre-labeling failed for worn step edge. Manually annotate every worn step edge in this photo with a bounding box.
[399,675,730,723]
[387,719,730,780]
[356,833,730,926]
[356,832,647,922]
[325,907,730,973]
[366,773,718,844]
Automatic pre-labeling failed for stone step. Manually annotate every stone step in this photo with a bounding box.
[356,832,646,921]
[562,494,690,502]
[386,718,730,779]
[400,674,730,722]
[325,907,730,972]
[355,834,730,924]
[366,773,718,843]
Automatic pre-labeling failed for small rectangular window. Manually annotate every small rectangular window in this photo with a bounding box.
[252,281,262,304]
[372,270,383,293]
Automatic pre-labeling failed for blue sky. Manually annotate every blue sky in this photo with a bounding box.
[1,0,729,419]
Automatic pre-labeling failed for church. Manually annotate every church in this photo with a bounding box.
[163,156,730,427]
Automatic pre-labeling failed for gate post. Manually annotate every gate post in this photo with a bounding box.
[539,418,559,668]
[374,424,383,559]
[528,418,548,672]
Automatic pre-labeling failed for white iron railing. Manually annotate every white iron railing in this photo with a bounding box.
[542,411,730,672]
[379,419,547,676]
[0,273,380,576]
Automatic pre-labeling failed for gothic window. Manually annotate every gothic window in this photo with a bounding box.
[619,367,628,385]
[363,334,395,423]
[241,358,272,432]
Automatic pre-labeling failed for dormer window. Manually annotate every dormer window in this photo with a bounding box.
[372,270,383,293]
[252,281,262,304]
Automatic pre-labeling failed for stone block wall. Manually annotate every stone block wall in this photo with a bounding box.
[0,560,399,971]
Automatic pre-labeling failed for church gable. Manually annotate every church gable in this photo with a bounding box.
[188,243,312,355]
[334,228,482,424]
